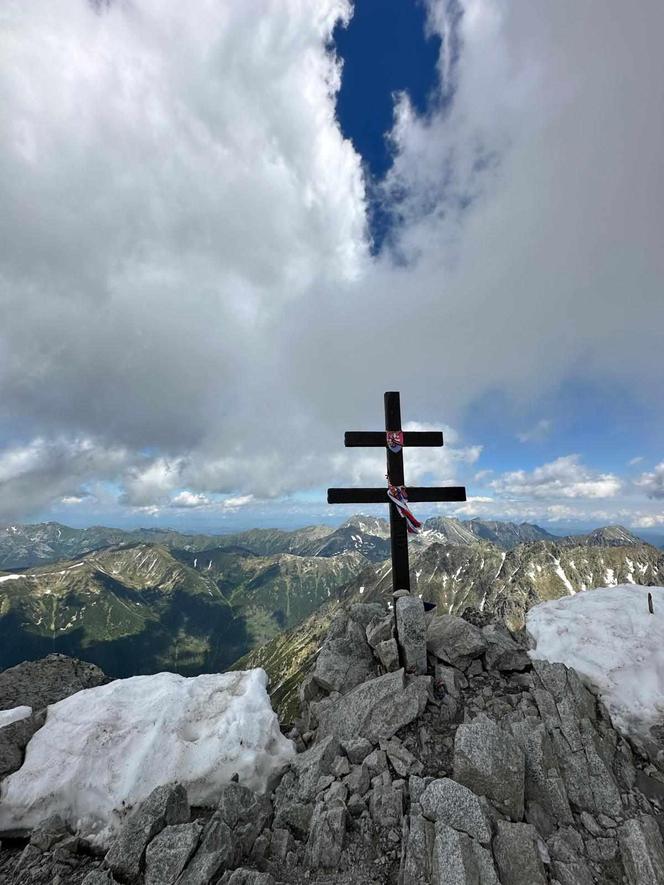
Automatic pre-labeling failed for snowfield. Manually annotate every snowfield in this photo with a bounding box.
[527,584,664,753]
[0,669,294,844]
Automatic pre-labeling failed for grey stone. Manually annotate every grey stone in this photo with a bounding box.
[376,638,400,672]
[510,720,573,826]
[272,801,312,840]
[427,616,487,668]
[325,781,348,803]
[364,748,388,776]
[343,763,370,796]
[454,719,525,820]
[434,664,467,698]
[396,596,427,675]
[221,870,276,885]
[341,737,373,764]
[331,755,350,777]
[383,738,423,777]
[618,816,664,884]
[349,603,386,628]
[216,782,272,861]
[366,614,395,649]
[481,624,530,671]
[399,813,434,885]
[0,711,45,781]
[312,628,376,695]
[316,669,430,743]
[81,873,116,885]
[305,799,346,870]
[106,783,189,884]
[176,815,233,885]
[29,814,70,851]
[347,793,366,817]
[145,822,201,885]
[0,653,108,712]
[493,821,547,885]
[285,734,340,801]
[419,778,492,845]
[431,821,480,885]
[369,772,403,828]
[269,827,292,862]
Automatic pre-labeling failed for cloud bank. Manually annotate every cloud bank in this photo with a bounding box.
[0,0,662,527]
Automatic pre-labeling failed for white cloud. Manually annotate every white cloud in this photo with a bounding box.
[169,491,211,509]
[490,455,621,500]
[636,462,664,500]
[517,419,552,443]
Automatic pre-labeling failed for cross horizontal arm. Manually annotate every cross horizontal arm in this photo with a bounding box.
[344,431,444,448]
[327,486,467,504]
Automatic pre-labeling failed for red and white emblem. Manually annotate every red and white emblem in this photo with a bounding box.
[386,431,404,453]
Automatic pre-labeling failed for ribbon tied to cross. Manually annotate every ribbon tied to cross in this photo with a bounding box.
[386,480,421,534]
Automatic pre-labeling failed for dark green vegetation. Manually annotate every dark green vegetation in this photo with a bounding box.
[1,517,661,686]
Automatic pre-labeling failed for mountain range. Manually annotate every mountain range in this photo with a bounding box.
[1,517,661,681]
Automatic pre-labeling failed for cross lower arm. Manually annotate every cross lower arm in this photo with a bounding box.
[327,486,467,504]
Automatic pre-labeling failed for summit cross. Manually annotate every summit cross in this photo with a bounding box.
[327,391,467,593]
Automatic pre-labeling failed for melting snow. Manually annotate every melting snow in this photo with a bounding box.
[0,669,293,844]
[527,585,664,751]
[0,575,22,584]
[553,558,575,595]
[0,706,32,728]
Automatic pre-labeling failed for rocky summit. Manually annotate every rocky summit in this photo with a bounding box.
[2,600,664,885]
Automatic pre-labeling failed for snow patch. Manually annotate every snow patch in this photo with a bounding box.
[0,669,293,844]
[0,706,32,728]
[527,585,664,750]
[0,574,22,583]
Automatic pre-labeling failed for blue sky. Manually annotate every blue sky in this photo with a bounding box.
[0,0,662,534]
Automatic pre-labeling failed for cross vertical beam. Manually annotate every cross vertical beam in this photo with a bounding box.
[385,392,410,592]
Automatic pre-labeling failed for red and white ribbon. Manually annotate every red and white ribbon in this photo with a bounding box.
[387,483,421,534]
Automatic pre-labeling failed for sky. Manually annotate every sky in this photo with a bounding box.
[0,0,663,534]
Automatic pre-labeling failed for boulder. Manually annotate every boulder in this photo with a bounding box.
[144,821,201,885]
[349,603,386,628]
[366,614,395,649]
[419,778,492,845]
[376,638,400,672]
[618,816,664,885]
[316,669,431,743]
[105,783,189,884]
[220,870,276,885]
[369,772,403,828]
[399,813,434,885]
[305,799,347,870]
[81,873,117,885]
[493,821,547,885]
[0,654,108,712]
[431,821,482,885]
[284,734,339,802]
[396,596,427,675]
[453,719,525,820]
[427,616,487,669]
[341,737,373,765]
[481,625,530,672]
[312,619,376,694]
[0,710,45,781]
[216,783,272,861]
[176,815,234,885]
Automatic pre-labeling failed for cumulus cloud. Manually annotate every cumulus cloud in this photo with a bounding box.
[0,0,663,523]
[636,462,664,500]
[489,455,621,500]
